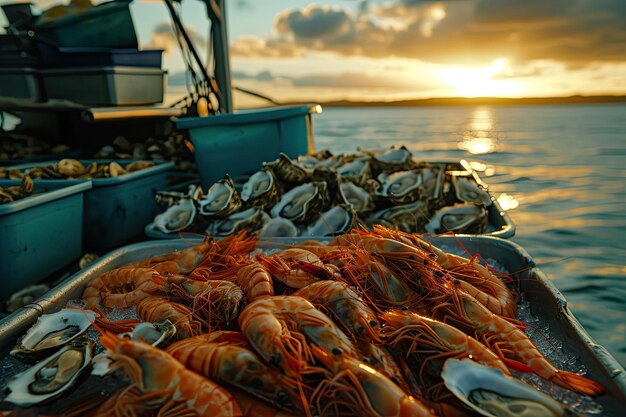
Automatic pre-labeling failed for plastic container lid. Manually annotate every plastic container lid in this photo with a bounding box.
[0,180,92,216]
[176,105,317,129]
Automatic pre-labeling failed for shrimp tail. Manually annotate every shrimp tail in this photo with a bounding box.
[550,370,606,397]
[501,357,533,373]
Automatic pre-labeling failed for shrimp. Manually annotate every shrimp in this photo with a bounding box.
[127,239,217,274]
[163,276,245,327]
[238,296,357,377]
[98,331,242,417]
[136,296,205,339]
[166,331,303,413]
[237,262,275,302]
[257,248,337,288]
[294,281,380,342]
[457,291,606,396]
[379,310,511,380]
[310,346,436,417]
[82,267,163,308]
[356,339,412,394]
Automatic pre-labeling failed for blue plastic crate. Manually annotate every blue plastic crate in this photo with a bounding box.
[177,105,318,188]
[0,180,92,298]
[11,160,174,248]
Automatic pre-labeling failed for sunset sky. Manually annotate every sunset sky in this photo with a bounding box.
[4,1,626,106]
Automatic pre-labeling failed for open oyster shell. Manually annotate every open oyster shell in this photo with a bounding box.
[198,174,242,218]
[152,197,197,234]
[453,175,492,206]
[240,168,281,209]
[425,204,488,235]
[442,359,571,417]
[4,339,94,407]
[11,309,96,361]
[340,181,375,214]
[368,199,428,233]
[259,218,300,237]
[270,181,329,224]
[264,153,309,185]
[370,146,415,175]
[305,204,357,237]
[337,158,371,187]
[121,319,176,347]
[209,207,270,237]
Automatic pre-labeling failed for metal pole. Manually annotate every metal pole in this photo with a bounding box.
[209,0,233,113]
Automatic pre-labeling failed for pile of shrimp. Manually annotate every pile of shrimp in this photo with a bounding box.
[23,228,609,417]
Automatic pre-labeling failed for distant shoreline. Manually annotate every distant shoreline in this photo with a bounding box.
[281,95,626,108]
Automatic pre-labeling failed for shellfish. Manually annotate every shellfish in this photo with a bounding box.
[339,181,375,214]
[240,168,280,208]
[270,181,328,224]
[337,158,371,186]
[198,174,242,218]
[369,199,428,233]
[453,175,492,206]
[259,217,300,238]
[120,319,176,347]
[377,170,423,204]
[152,197,197,234]
[4,339,94,407]
[424,204,488,234]
[209,207,270,237]
[305,204,357,237]
[370,146,415,174]
[442,359,570,417]
[265,153,309,185]
[11,309,96,361]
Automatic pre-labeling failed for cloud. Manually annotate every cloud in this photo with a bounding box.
[229,0,626,66]
[149,21,207,54]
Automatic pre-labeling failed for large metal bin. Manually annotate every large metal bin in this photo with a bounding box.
[0,236,623,414]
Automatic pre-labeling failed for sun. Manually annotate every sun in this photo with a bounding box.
[438,59,522,97]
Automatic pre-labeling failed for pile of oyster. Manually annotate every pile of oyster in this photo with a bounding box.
[0,133,71,161]
[0,159,155,180]
[148,147,493,237]
[0,176,34,205]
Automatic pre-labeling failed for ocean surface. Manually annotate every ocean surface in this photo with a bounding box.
[312,104,626,367]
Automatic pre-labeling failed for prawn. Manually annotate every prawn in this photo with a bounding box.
[257,248,337,288]
[238,296,357,377]
[82,267,163,308]
[456,291,606,396]
[294,281,380,342]
[232,390,299,417]
[310,345,436,417]
[379,309,511,380]
[166,331,303,413]
[98,330,243,417]
[136,296,205,339]
[237,262,275,302]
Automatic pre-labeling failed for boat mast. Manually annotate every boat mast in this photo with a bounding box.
[208,0,233,113]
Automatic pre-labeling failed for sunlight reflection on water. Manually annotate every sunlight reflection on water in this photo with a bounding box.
[458,108,500,154]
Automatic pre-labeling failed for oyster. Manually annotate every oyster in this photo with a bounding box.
[259,217,300,237]
[209,207,270,237]
[442,359,570,417]
[126,161,155,172]
[121,319,176,347]
[4,339,94,407]
[4,284,50,313]
[421,166,442,200]
[377,170,423,204]
[240,168,280,208]
[370,146,414,174]
[339,181,375,214]
[424,204,488,235]
[270,181,328,224]
[337,158,371,186]
[56,159,85,177]
[264,153,309,185]
[152,197,197,234]
[11,309,96,361]
[368,199,427,233]
[453,176,492,206]
[305,204,357,237]
[198,174,242,218]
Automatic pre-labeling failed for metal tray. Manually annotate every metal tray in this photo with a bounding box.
[0,236,623,414]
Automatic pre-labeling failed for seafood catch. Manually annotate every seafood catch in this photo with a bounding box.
[198,174,242,218]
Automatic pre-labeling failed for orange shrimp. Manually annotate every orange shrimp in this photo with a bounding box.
[294,281,380,342]
[163,276,244,327]
[166,331,303,413]
[356,339,412,394]
[237,262,275,302]
[98,331,243,417]
[82,266,163,308]
[126,239,217,274]
[257,248,337,288]
[456,291,606,396]
[232,390,299,417]
[136,295,205,339]
[310,345,436,417]
[238,296,357,377]
[380,310,511,379]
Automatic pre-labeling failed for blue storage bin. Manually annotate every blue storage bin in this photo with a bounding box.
[11,160,174,248]
[0,180,92,298]
[177,105,318,188]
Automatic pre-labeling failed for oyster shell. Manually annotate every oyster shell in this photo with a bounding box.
[442,359,569,417]
[270,181,329,224]
[453,176,492,206]
[337,158,371,186]
[121,319,176,347]
[368,199,427,233]
[424,204,488,235]
[198,174,242,218]
[209,207,270,237]
[240,168,280,208]
[339,181,375,214]
[4,339,94,407]
[259,217,300,237]
[265,153,309,185]
[370,146,414,174]
[11,309,96,361]
[5,284,50,313]
[377,170,423,204]
[152,197,197,234]
[305,204,357,237]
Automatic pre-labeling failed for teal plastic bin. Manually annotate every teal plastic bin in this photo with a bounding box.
[11,160,174,249]
[177,105,318,188]
[33,0,137,49]
[0,180,92,299]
